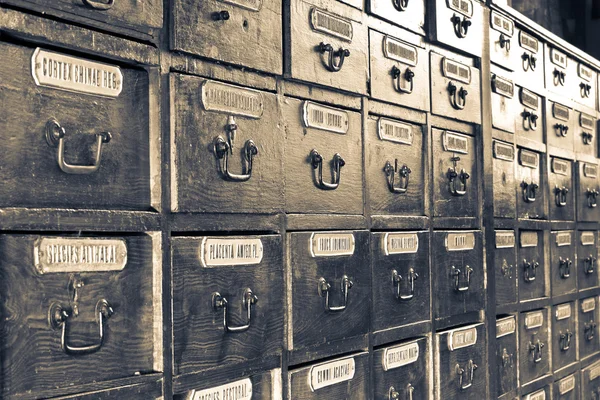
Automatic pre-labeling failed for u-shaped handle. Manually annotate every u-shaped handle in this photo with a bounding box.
[554,69,566,86]
[451,265,473,292]
[448,82,468,110]
[456,360,477,390]
[560,330,573,351]
[318,275,353,312]
[212,288,258,333]
[581,82,592,98]
[528,339,544,363]
[583,132,594,145]
[499,33,511,52]
[501,348,514,368]
[554,186,569,207]
[392,0,409,11]
[522,110,539,131]
[391,66,415,94]
[451,14,472,38]
[555,123,569,137]
[585,255,596,274]
[587,189,599,208]
[522,181,539,203]
[523,259,539,282]
[46,119,111,175]
[82,0,114,10]
[585,321,597,341]
[447,157,470,197]
[559,257,572,279]
[384,160,411,194]
[318,43,350,72]
[392,268,418,301]
[522,53,537,71]
[214,136,258,182]
[388,383,414,400]
[311,149,345,190]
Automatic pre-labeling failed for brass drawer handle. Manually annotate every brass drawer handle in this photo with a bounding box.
[587,188,599,208]
[581,82,592,98]
[384,160,411,194]
[214,116,258,182]
[451,265,473,292]
[555,123,569,137]
[392,0,409,12]
[318,275,353,312]
[585,320,597,341]
[391,66,415,94]
[46,119,111,175]
[553,68,566,86]
[49,299,113,355]
[522,110,539,131]
[583,132,594,145]
[528,338,544,363]
[559,330,573,351]
[447,156,469,196]
[392,268,418,301]
[501,259,513,278]
[212,288,258,333]
[559,257,572,279]
[82,0,114,10]
[521,181,539,203]
[448,82,468,110]
[455,359,477,390]
[523,259,539,283]
[522,52,537,71]
[501,348,514,368]
[317,42,350,73]
[451,14,472,38]
[310,149,345,190]
[585,255,596,274]
[388,383,414,400]
[554,186,569,207]
[499,33,511,52]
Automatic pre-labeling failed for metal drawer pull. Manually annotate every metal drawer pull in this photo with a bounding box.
[49,299,113,355]
[555,123,569,137]
[585,320,597,341]
[501,348,514,368]
[583,132,594,145]
[554,186,569,207]
[587,188,599,208]
[82,0,114,10]
[448,82,468,110]
[553,68,566,86]
[522,52,537,71]
[451,14,472,38]
[581,82,592,98]
[388,383,414,400]
[523,259,539,283]
[521,181,539,203]
[212,288,258,333]
[451,265,473,292]
[447,156,469,196]
[501,259,513,278]
[310,149,345,190]
[317,42,350,72]
[212,10,230,21]
[214,116,258,182]
[391,66,415,94]
[499,33,511,52]
[559,257,572,279]
[392,0,409,11]
[318,275,353,312]
[528,339,544,363]
[46,119,111,175]
[522,110,539,131]
[559,330,573,351]
[392,268,418,301]
[384,160,411,194]
[585,255,596,274]
[455,359,477,390]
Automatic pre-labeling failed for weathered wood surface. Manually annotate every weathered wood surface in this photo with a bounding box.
[519,308,550,385]
[551,302,577,371]
[518,230,548,301]
[494,231,518,306]
[550,231,577,297]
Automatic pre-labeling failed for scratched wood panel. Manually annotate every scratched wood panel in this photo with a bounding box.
[578,296,600,360]
[53,380,163,399]
[0,42,151,211]
[577,233,599,291]
[493,231,518,306]
[548,157,575,222]
[514,85,544,147]
[516,148,546,220]
[545,99,575,152]
[518,230,548,301]
[574,110,597,158]
[495,318,518,397]
[553,373,579,400]
[492,140,517,219]
[576,161,600,222]
[551,302,577,372]
[519,308,550,385]
[490,67,516,133]
[550,231,577,297]
[0,234,157,398]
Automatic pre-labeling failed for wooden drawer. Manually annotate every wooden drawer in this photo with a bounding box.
[287,352,369,399]
[491,69,517,133]
[175,369,281,400]
[430,52,482,124]
[581,359,600,399]
[548,157,575,222]
[546,99,575,153]
[432,128,478,218]
[513,28,545,91]
[554,373,580,400]
[514,86,544,148]
[0,43,153,211]
[287,231,370,354]
[493,141,517,219]
[576,161,600,222]
[373,337,429,400]
[172,0,282,75]
[171,235,284,376]
[170,74,283,214]
[570,61,597,110]
[435,323,486,399]
[550,231,577,297]
[0,233,161,398]
[494,230,518,306]
[285,0,368,95]
[579,297,600,361]
[545,45,571,99]
[283,97,363,215]
[429,0,484,58]
[371,232,430,333]
[365,115,426,217]
[574,111,597,158]
[369,29,429,112]
[432,231,484,320]
[519,308,550,384]
[578,232,599,291]
[489,10,516,71]
[367,0,425,36]
[496,315,518,397]
[552,302,577,371]
[517,148,546,220]
[522,386,550,400]
[518,230,547,301]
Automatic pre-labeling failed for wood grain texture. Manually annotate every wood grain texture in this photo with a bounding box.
[544,45,572,99]
[518,230,548,301]
[494,234,518,306]
[569,61,597,111]
[367,0,425,37]
[553,373,579,400]
[551,302,578,371]
[517,148,547,219]
[550,231,577,296]
[511,27,545,91]
[493,141,517,219]
[429,0,484,58]
[574,110,597,158]
[52,379,163,400]
[514,85,544,147]
[577,234,599,291]
[491,67,517,133]
[546,99,575,152]
[490,17,516,71]
[582,362,600,400]
[548,157,575,221]
[576,161,600,222]
[578,296,600,360]
[171,235,284,376]
[495,321,518,396]
[0,234,158,398]
[519,308,550,385]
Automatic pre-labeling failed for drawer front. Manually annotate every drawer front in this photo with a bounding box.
[365,115,425,216]
[552,302,577,371]
[570,61,597,110]
[172,235,284,376]
[519,308,550,384]
[514,86,544,146]
[493,140,517,219]
[0,43,152,210]
[436,323,486,399]
[554,373,579,400]
[491,71,517,133]
[430,52,482,124]
[172,0,282,74]
[171,75,283,213]
[430,0,484,58]
[288,352,369,399]
[494,230,518,306]
[513,28,545,90]
[581,360,600,398]
[496,316,518,397]
[289,231,370,352]
[55,382,163,400]
[522,386,550,400]
[517,148,546,220]
[373,338,428,400]
[545,45,570,98]
[579,297,600,360]
[371,231,430,332]
[367,0,425,36]
[546,100,575,152]
[0,234,160,398]
[574,111,597,158]
[550,231,577,297]
[432,231,484,320]
[283,97,363,214]
[578,231,599,291]
[432,128,478,218]
[177,369,281,400]
[548,157,575,221]
[576,161,600,222]
[287,0,368,94]
[518,230,547,301]
[489,10,516,71]
[369,29,429,112]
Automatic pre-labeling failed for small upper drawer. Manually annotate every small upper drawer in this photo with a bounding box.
[513,27,545,90]
[574,110,597,158]
[518,230,548,302]
[522,386,550,400]
[576,161,600,222]
[492,141,516,220]
[430,52,482,124]
[0,234,161,398]
[369,29,429,112]
[545,45,571,98]
[489,10,516,71]
[546,99,575,153]
[578,231,599,291]
[516,148,546,220]
[519,308,550,385]
[514,85,544,147]
[171,74,283,214]
[286,0,368,94]
[172,0,282,75]
[491,69,517,133]
[429,0,484,58]
[582,360,600,400]
[367,0,425,36]
[176,369,281,400]
[554,373,579,400]
[550,231,577,297]
[579,296,599,361]
[570,61,597,110]
[496,315,518,397]
[548,157,575,222]
[551,302,577,371]
[494,230,517,306]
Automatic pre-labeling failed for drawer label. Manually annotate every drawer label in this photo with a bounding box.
[519,149,539,169]
[378,118,414,145]
[34,237,127,274]
[383,36,418,66]
[310,8,353,42]
[447,0,473,18]
[582,298,596,313]
[555,303,572,320]
[491,75,514,98]
[579,63,593,82]
[525,311,544,330]
[310,357,355,391]
[551,48,568,69]
[558,375,575,395]
[303,101,349,134]
[310,233,355,257]
[493,141,514,162]
[382,341,420,371]
[520,88,539,110]
[524,389,546,400]
[384,232,419,255]
[31,48,122,98]
[200,238,263,267]
[201,80,264,118]
[496,316,516,338]
[445,232,475,251]
[189,378,253,400]
[555,232,572,247]
[448,326,478,351]
[519,31,539,54]
[581,113,595,129]
[442,131,469,154]
[581,232,596,246]
[495,231,515,249]
[491,11,514,36]
[591,361,600,381]
[442,58,471,84]
[551,158,569,175]
[520,231,539,248]
[553,103,570,121]
[584,163,598,178]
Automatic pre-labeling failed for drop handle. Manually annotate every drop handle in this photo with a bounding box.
[554,186,569,207]
[451,265,473,292]
[392,268,418,301]
[451,14,472,38]
[523,259,539,283]
[554,68,566,86]
[555,123,569,137]
[310,149,345,190]
[212,288,258,333]
[384,160,411,193]
[585,255,596,274]
[501,348,514,368]
[388,383,414,400]
[456,359,477,390]
[522,52,537,71]
[318,275,353,312]
[317,42,350,72]
[391,66,415,94]
[581,82,592,98]
[585,320,597,341]
[447,156,469,196]
[528,339,544,363]
[583,132,594,145]
[392,0,409,11]
[521,181,539,203]
[587,188,599,208]
[448,82,468,110]
[559,330,573,351]
[559,257,572,279]
[499,33,511,52]
[522,110,539,131]
[82,0,114,10]
[214,116,258,182]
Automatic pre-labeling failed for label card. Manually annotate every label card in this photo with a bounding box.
[383,341,420,371]
[384,232,419,255]
[303,101,349,134]
[200,238,263,267]
[188,378,252,400]
[310,357,355,391]
[201,80,264,118]
[310,233,355,257]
